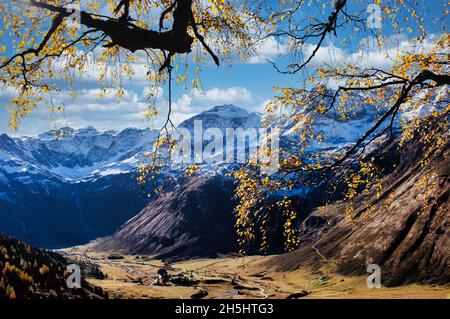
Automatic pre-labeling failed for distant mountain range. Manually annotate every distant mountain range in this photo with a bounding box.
[0,126,157,180]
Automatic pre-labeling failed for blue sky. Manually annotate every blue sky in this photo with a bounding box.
[0,0,448,136]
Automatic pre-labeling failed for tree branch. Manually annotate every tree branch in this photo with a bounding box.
[7,0,211,60]
[291,69,449,173]
[276,0,347,74]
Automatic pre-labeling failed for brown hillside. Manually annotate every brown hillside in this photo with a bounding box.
[265,135,449,286]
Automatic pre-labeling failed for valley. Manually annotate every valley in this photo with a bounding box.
[61,243,450,299]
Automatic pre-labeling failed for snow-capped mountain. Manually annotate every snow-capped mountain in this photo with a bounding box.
[0,126,159,181]
[178,104,261,133]
[275,86,448,153]
[177,104,262,165]
[0,104,262,248]
[0,126,161,248]
[268,90,385,153]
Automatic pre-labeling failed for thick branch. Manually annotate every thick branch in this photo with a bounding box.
[114,0,130,20]
[20,0,195,54]
[159,2,176,31]
[4,0,223,74]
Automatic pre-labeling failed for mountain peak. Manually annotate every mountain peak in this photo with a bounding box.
[178,104,261,132]
[117,127,144,135]
[75,126,97,135]
[207,104,251,117]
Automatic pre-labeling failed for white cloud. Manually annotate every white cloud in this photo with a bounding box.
[60,87,152,130]
[253,99,271,114]
[0,86,152,135]
[0,86,16,100]
[50,47,151,85]
[247,37,288,64]
[298,33,442,71]
[0,85,258,135]
[76,88,135,102]
[75,62,150,85]
[244,33,434,67]
[172,86,253,113]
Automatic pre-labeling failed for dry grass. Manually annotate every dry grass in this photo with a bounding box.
[59,245,450,299]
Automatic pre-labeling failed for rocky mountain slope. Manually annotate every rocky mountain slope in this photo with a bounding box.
[94,174,238,260]
[2,98,447,289]
[265,131,449,286]
[89,100,446,265]
[96,109,449,288]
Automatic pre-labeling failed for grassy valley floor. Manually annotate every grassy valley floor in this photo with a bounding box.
[60,244,450,299]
